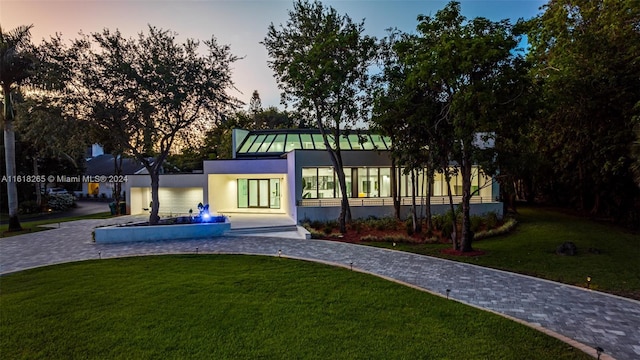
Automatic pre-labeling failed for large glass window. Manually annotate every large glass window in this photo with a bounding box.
[312,134,327,149]
[238,179,248,207]
[285,133,302,152]
[380,168,391,197]
[302,168,318,199]
[267,134,286,153]
[270,179,280,208]
[317,167,335,198]
[248,134,267,153]
[300,133,315,149]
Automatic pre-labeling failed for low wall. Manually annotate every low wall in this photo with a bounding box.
[297,202,503,223]
[94,219,230,243]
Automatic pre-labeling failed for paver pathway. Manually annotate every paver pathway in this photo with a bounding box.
[1,218,639,360]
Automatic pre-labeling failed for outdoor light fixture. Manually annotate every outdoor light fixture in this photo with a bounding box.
[278,249,282,258]
[196,247,199,255]
[446,289,451,299]
[587,276,592,289]
[98,251,101,260]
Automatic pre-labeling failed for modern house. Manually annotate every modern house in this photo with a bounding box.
[82,144,148,198]
[123,128,502,222]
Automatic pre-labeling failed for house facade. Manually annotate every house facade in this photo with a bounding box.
[124,129,502,222]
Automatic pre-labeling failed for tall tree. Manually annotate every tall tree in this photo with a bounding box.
[525,0,640,222]
[249,90,262,114]
[68,26,239,224]
[263,0,377,233]
[14,95,87,205]
[410,1,522,252]
[0,25,35,231]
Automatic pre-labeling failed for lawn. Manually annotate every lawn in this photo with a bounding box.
[0,212,112,237]
[0,255,589,359]
[366,206,640,300]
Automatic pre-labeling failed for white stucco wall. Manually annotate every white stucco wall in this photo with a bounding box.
[125,174,206,215]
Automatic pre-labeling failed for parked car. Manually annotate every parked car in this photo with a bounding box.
[47,187,68,195]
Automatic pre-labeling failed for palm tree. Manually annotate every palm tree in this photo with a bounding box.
[1,25,34,231]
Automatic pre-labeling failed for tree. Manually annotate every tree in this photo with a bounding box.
[263,0,377,233]
[68,26,239,224]
[14,95,87,206]
[0,25,36,231]
[409,1,522,252]
[249,90,262,115]
[525,0,640,223]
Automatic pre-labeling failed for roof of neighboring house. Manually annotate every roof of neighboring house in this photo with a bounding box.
[233,128,392,158]
[84,154,149,176]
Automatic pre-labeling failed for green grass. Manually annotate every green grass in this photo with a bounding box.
[0,212,113,237]
[0,255,589,359]
[368,206,640,299]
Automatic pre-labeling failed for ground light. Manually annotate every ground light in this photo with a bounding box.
[587,276,592,289]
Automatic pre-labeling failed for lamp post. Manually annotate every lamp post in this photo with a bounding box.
[587,276,592,289]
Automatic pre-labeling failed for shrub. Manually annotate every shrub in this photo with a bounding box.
[381,234,418,244]
[474,218,517,240]
[405,219,414,236]
[441,225,452,241]
[470,215,484,233]
[485,211,499,229]
[360,234,380,242]
[19,200,41,214]
[47,193,76,211]
[375,217,397,231]
[431,214,444,231]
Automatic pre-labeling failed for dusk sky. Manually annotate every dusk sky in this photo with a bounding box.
[2,0,547,110]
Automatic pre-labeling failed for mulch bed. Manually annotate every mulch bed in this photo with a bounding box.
[315,227,487,257]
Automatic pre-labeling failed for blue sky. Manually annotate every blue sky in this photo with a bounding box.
[2,0,547,110]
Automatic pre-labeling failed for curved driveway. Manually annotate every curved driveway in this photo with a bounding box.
[1,218,639,360]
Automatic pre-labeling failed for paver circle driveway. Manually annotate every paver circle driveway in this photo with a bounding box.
[1,218,639,360]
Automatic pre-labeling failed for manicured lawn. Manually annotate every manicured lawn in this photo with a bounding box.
[368,206,640,299]
[0,255,589,359]
[0,212,112,237]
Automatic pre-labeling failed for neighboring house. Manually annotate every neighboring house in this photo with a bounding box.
[83,145,149,198]
[123,128,501,222]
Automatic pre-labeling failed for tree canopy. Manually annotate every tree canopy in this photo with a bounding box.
[263,0,378,232]
[525,0,640,223]
[64,26,240,224]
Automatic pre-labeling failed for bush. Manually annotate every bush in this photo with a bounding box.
[474,218,518,240]
[470,215,484,233]
[485,211,499,229]
[405,219,414,236]
[47,193,76,211]
[374,217,397,231]
[360,234,380,242]
[432,214,444,231]
[19,200,41,214]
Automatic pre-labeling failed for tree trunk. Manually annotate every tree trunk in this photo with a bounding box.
[149,169,161,225]
[425,168,433,230]
[3,89,22,231]
[391,158,400,219]
[316,118,350,233]
[113,153,123,214]
[410,169,420,233]
[459,149,473,253]
[33,157,42,207]
[446,174,458,250]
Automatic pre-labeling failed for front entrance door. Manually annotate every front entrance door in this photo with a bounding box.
[248,179,270,208]
[238,178,280,209]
